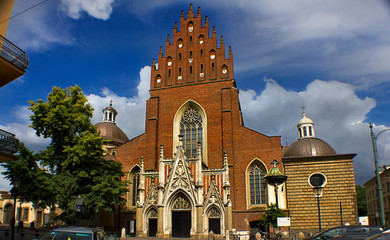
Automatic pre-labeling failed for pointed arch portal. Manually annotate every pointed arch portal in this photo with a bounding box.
[171,194,192,238]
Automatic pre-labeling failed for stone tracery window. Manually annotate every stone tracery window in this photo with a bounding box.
[173,196,191,210]
[180,108,203,158]
[149,208,158,218]
[250,165,266,205]
[208,207,220,218]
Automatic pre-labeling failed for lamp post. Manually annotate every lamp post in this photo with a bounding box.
[10,177,20,240]
[309,173,327,232]
[369,123,390,228]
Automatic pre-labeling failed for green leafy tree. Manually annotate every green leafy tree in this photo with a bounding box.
[259,204,287,228]
[2,143,56,209]
[356,185,368,216]
[26,85,128,224]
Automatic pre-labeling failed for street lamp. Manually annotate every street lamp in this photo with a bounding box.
[309,173,327,232]
[369,123,390,228]
[10,177,20,240]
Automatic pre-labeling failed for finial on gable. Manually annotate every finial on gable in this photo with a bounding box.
[159,46,163,56]
[166,34,170,43]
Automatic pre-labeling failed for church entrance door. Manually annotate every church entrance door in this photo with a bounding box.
[171,211,191,238]
[148,218,157,237]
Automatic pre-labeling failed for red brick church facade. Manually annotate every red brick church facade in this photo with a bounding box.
[115,5,283,238]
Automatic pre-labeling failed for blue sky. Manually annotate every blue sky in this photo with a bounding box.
[1,0,390,189]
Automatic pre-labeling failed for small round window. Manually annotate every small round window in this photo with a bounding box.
[308,173,327,188]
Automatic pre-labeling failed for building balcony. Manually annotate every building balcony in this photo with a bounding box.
[0,34,29,87]
[0,129,19,162]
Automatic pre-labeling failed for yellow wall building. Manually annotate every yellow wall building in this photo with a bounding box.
[365,167,390,228]
[283,112,358,235]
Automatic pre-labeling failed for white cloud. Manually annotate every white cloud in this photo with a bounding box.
[6,1,74,51]
[239,78,383,185]
[87,66,151,139]
[0,166,11,191]
[60,0,116,20]
[0,106,50,152]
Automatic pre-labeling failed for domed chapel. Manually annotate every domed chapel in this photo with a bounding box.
[100,5,358,238]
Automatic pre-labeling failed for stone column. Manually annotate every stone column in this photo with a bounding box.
[136,207,145,237]
[196,205,205,239]
[156,205,165,238]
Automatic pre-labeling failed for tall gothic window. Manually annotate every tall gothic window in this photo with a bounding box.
[180,108,203,158]
[131,169,140,206]
[250,165,266,205]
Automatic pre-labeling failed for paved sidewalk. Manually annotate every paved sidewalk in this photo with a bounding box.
[0,225,50,240]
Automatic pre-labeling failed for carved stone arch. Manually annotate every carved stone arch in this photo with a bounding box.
[173,100,208,164]
[145,206,158,237]
[204,204,224,235]
[127,165,140,208]
[164,190,196,236]
[245,159,268,209]
[165,189,195,211]
[146,206,158,218]
[206,205,221,218]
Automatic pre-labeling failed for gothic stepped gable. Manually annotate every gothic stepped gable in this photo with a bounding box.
[151,5,234,89]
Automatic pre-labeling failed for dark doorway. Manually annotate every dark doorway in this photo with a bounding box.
[209,218,221,234]
[250,221,266,240]
[148,218,157,237]
[172,211,191,238]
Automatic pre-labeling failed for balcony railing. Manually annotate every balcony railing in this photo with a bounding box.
[0,129,19,154]
[0,35,29,71]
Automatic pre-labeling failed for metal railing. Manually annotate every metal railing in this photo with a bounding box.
[0,35,29,71]
[0,129,19,154]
